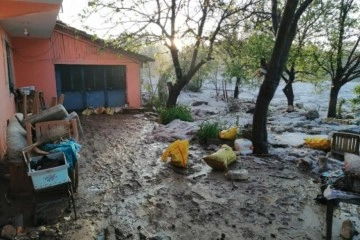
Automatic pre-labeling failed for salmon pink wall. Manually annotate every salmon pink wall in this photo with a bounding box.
[0,26,17,160]
[12,30,143,108]
[12,38,56,105]
[52,31,142,108]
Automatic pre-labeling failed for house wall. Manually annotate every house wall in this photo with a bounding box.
[11,37,55,105]
[12,30,142,108]
[0,26,17,160]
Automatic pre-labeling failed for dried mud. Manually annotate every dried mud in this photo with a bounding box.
[1,113,359,240]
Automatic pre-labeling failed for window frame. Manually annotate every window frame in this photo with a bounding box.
[5,40,15,94]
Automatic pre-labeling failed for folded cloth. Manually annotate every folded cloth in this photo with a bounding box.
[41,138,81,170]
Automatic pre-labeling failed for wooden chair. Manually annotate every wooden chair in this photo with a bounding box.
[325,132,360,239]
[328,132,360,161]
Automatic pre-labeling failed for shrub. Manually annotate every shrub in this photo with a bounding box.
[159,105,193,124]
[337,98,346,119]
[351,85,360,109]
[196,121,222,143]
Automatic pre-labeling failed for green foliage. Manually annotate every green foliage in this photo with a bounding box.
[185,78,203,92]
[159,105,193,125]
[141,45,174,109]
[337,98,346,119]
[196,121,223,143]
[219,31,274,88]
[181,45,215,92]
[350,85,360,108]
[141,70,171,109]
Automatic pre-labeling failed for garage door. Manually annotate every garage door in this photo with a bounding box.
[55,65,126,110]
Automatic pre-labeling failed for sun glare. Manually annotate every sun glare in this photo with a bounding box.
[165,38,185,51]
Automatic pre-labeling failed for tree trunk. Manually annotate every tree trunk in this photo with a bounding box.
[234,77,240,99]
[252,0,304,154]
[282,83,294,106]
[166,84,182,108]
[327,84,340,118]
[282,67,295,110]
[252,82,276,153]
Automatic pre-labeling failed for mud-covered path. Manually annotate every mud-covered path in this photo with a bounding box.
[58,113,328,240]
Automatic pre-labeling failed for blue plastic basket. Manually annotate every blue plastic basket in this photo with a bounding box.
[27,152,69,190]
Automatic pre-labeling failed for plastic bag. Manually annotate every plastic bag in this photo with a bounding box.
[304,136,330,150]
[219,126,238,140]
[344,153,360,176]
[203,144,237,171]
[234,138,253,155]
[323,185,360,200]
[161,139,189,168]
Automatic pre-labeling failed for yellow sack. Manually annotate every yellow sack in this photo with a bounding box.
[219,126,238,140]
[304,137,331,151]
[161,139,189,168]
[203,144,237,171]
[82,108,94,116]
[95,106,106,114]
[105,107,115,115]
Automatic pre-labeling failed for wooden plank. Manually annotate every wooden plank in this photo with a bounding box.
[32,91,40,114]
[23,94,27,118]
[26,122,33,145]
[58,94,65,105]
[50,97,58,107]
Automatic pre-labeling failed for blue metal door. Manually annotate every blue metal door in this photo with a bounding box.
[55,65,126,111]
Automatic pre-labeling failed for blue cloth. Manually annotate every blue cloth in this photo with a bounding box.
[41,138,81,170]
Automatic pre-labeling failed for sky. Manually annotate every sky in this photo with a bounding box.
[58,0,88,31]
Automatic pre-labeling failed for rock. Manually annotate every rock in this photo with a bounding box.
[305,110,319,120]
[225,169,249,181]
[234,138,253,155]
[340,219,355,239]
[295,103,304,109]
[286,105,295,112]
[1,224,16,239]
[296,158,313,172]
[192,101,208,106]
[345,114,355,119]
[318,156,329,173]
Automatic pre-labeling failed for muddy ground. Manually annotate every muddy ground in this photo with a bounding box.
[1,112,360,240]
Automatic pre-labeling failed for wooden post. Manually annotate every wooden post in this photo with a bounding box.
[23,94,27,118]
[50,97,58,107]
[58,94,65,105]
[326,200,335,240]
[32,91,40,114]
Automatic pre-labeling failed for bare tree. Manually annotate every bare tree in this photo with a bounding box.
[83,0,256,108]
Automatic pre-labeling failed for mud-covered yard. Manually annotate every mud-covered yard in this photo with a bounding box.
[2,82,360,240]
[55,114,332,240]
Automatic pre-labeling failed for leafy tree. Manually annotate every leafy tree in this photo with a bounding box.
[313,0,360,118]
[220,31,274,98]
[249,0,326,112]
[179,45,216,92]
[82,0,256,108]
[252,0,314,154]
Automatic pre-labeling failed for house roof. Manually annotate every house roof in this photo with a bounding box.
[55,21,154,63]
